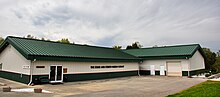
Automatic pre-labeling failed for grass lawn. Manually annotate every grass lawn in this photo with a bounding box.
[167,81,220,97]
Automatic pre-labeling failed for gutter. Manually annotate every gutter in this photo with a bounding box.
[28,59,36,85]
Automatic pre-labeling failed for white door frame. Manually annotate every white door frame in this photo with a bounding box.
[49,65,63,83]
[160,65,165,75]
[150,65,155,75]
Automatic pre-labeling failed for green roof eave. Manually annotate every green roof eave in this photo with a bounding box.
[192,45,207,60]
[0,41,7,53]
[0,37,141,62]
[3,36,140,61]
[6,38,30,59]
[0,38,29,59]
[28,55,141,62]
[140,55,192,60]
[123,44,206,60]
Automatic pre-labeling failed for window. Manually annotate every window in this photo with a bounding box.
[95,66,100,68]
[119,65,124,68]
[91,66,95,68]
[0,63,2,69]
[112,66,118,68]
[90,65,124,69]
[36,66,45,68]
[106,66,111,68]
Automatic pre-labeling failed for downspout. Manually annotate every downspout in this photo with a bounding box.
[138,60,143,76]
[186,57,190,77]
[28,59,36,85]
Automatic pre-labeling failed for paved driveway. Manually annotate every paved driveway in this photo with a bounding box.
[0,76,206,97]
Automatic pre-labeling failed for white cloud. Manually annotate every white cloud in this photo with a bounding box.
[0,0,219,51]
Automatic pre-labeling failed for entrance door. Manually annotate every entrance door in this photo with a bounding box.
[150,65,155,75]
[50,65,63,83]
[160,65,165,75]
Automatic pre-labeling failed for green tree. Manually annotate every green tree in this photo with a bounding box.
[212,56,220,73]
[26,35,36,39]
[217,50,220,57]
[126,42,142,50]
[0,37,4,45]
[41,37,51,41]
[41,37,45,40]
[57,38,71,44]
[113,45,122,50]
[203,48,216,70]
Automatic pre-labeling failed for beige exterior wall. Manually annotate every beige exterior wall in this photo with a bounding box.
[141,50,205,73]
[32,61,139,75]
[189,50,205,71]
[0,45,30,75]
[141,59,189,71]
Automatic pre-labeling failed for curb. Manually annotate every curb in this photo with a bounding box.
[208,79,220,82]
[0,82,7,86]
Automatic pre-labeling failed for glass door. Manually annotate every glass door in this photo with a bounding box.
[57,66,62,81]
[50,66,56,81]
[50,65,63,83]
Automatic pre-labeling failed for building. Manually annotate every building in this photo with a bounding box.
[0,36,206,85]
[0,36,140,84]
[124,44,206,76]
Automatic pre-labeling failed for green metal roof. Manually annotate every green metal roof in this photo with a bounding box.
[0,36,140,62]
[123,44,205,60]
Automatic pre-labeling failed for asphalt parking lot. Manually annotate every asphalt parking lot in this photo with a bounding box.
[0,76,206,97]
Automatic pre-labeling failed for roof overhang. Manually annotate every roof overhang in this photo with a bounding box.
[0,37,141,62]
[139,55,192,60]
[28,55,141,62]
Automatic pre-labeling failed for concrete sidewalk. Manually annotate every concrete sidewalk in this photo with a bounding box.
[0,78,28,88]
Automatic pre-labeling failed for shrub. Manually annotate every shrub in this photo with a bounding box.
[205,74,211,77]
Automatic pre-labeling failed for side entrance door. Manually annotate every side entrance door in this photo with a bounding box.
[160,65,165,75]
[50,65,63,83]
[150,65,155,75]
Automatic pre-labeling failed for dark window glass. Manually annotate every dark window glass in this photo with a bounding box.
[57,66,62,80]
[95,66,100,68]
[50,66,56,81]
[36,66,45,68]
[91,65,124,69]
[106,66,111,68]
[112,66,118,68]
[119,65,124,68]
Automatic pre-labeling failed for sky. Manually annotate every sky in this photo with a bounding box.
[0,0,219,52]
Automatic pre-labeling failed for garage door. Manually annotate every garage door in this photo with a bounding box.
[167,61,182,76]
